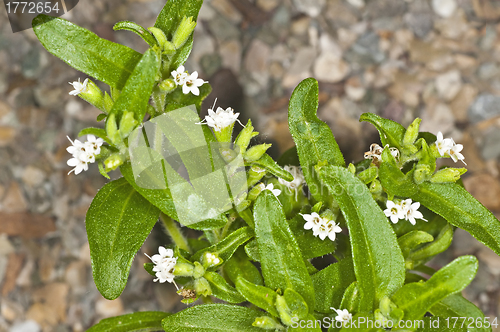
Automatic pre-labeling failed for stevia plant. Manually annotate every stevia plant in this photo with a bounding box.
[32,1,500,331]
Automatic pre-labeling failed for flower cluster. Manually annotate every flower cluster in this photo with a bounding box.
[68,78,89,96]
[145,246,177,284]
[278,166,305,191]
[171,65,206,96]
[302,212,342,242]
[198,103,243,132]
[364,143,399,163]
[435,131,466,165]
[384,199,427,225]
[66,134,104,175]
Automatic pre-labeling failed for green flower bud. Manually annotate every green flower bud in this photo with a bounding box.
[403,118,421,146]
[347,163,356,174]
[76,79,105,111]
[194,277,211,297]
[162,41,176,55]
[369,179,383,195]
[159,78,176,93]
[311,202,322,213]
[119,111,139,139]
[430,167,467,183]
[244,144,272,162]
[106,113,121,145]
[172,16,197,49]
[104,153,125,171]
[235,119,258,153]
[252,316,284,330]
[201,252,222,269]
[320,209,337,222]
[414,164,432,184]
[147,27,169,51]
[103,92,113,113]
[173,262,194,277]
[248,183,265,201]
[247,166,266,188]
[193,261,205,279]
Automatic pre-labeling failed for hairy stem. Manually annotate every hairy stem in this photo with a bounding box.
[160,213,191,254]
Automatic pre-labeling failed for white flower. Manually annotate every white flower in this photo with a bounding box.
[302,212,323,235]
[331,308,352,325]
[182,71,206,96]
[435,132,454,157]
[278,166,305,191]
[204,252,221,266]
[448,142,466,165]
[199,105,243,132]
[171,65,189,86]
[404,201,427,225]
[364,143,383,162]
[68,78,89,96]
[145,246,177,284]
[264,183,281,197]
[317,219,342,241]
[389,147,400,160]
[66,135,104,175]
[384,200,405,224]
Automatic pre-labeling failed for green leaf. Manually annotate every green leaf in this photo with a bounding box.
[318,165,405,311]
[87,311,169,332]
[253,191,315,312]
[411,182,500,256]
[311,258,356,313]
[288,213,337,259]
[120,162,226,230]
[204,271,245,303]
[86,178,160,299]
[78,127,111,144]
[154,0,203,38]
[109,48,159,122]
[225,251,264,286]
[113,21,158,48]
[397,231,434,260]
[288,78,345,202]
[33,15,141,90]
[244,239,260,261]
[359,113,406,149]
[392,256,478,321]
[278,146,300,166]
[429,294,491,332]
[340,282,360,313]
[192,227,254,266]
[161,304,265,332]
[408,223,453,264]
[251,154,293,182]
[235,277,279,317]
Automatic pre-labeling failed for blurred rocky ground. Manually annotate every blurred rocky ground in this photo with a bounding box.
[0,0,500,330]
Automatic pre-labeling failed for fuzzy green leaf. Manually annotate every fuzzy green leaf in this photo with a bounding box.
[225,251,264,286]
[252,154,293,182]
[86,178,160,299]
[318,165,405,311]
[429,294,491,332]
[288,78,345,202]
[392,256,478,321]
[88,311,169,332]
[253,191,315,312]
[235,277,279,317]
[154,0,203,38]
[113,21,158,48]
[161,304,265,332]
[109,48,159,122]
[33,15,141,90]
[359,113,406,149]
[311,257,356,313]
[204,271,245,303]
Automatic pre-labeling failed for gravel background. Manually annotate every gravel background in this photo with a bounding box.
[1,0,500,331]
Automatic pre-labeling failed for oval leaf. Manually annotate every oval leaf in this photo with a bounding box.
[318,165,405,311]
[33,15,141,89]
[253,191,315,312]
[204,271,245,303]
[161,304,266,332]
[235,276,279,317]
[86,178,160,299]
[87,311,169,332]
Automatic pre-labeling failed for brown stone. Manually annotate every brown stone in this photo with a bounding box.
[463,173,500,211]
[0,212,56,238]
[1,182,27,213]
[1,253,25,296]
[27,283,69,327]
[95,297,124,318]
[0,127,16,147]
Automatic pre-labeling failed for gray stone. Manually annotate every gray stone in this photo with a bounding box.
[477,62,499,81]
[481,128,500,160]
[9,320,40,332]
[431,0,457,17]
[200,53,222,78]
[404,12,433,38]
[347,32,385,65]
[292,0,326,17]
[468,94,500,123]
[207,15,240,42]
[365,0,407,18]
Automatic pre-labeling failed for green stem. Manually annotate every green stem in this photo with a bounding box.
[160,213,191,254]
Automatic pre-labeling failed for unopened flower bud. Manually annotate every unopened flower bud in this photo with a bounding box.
[202,252,221,269]
[147,27,170,52]
[244,144,272,162]
[248,183,265,201]
[430,167,467,183]
[193,261,205,279]
[194,277,211,297]
[247,166,266,188]
[106,113,121,145]
[159,78,176,93]
[172,262,194,277]
[235,119,258,153]
[403,118,421,146]
[172,16,197,49]
[104,153,125,171]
